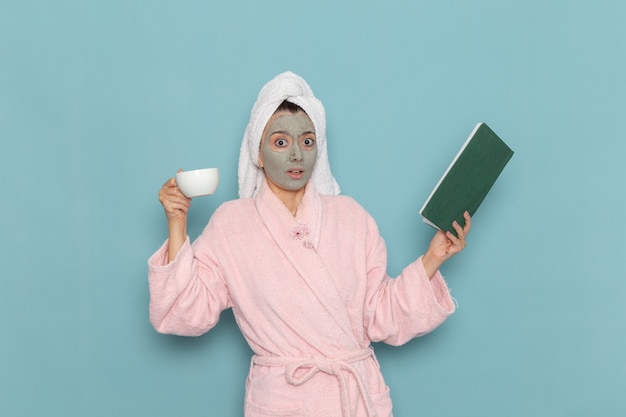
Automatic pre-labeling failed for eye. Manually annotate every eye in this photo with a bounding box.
[274,138,288,147]
[302,137,315,147]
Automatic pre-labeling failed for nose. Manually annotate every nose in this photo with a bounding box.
[289,143,303,162]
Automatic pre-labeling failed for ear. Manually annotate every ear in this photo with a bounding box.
[257,150,264,168]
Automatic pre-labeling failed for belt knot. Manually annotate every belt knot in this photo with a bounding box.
[253,348,378,417]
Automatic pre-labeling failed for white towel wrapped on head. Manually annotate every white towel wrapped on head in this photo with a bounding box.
[238,71,341,198]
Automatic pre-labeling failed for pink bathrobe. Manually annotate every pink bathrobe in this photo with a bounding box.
[148,180,456,417]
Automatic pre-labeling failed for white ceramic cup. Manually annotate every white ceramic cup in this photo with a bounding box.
[175,168,219,198]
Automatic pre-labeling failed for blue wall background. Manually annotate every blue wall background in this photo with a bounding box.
[1,1,625,416]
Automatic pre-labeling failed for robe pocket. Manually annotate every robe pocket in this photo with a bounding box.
[370,386,393,417]
[245,401,308,417]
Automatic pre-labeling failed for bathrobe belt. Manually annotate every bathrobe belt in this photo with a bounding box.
[253,348,378,417]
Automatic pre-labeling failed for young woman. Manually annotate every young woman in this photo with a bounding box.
[149,71,471,417]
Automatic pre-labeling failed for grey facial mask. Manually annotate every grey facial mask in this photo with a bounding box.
[260,112,318,192]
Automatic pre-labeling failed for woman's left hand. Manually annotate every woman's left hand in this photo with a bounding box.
[422,211,471,278]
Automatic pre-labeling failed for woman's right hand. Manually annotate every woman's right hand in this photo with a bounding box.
[159,170,191,262]
[159,170,191,224]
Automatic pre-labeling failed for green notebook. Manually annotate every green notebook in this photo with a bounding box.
[419,122,514,236]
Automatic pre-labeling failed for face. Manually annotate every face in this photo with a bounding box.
[259,111,318,193]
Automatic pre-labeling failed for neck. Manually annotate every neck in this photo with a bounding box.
[266,182,306,216]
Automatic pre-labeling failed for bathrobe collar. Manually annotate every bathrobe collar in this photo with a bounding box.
[255,179,359,349]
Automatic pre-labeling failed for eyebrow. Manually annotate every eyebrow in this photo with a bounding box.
[269,130,316,136]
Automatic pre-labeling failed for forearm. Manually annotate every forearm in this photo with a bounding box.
[421,251,443,280]
[167,220,187,263]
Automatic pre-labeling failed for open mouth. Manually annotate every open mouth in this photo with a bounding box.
[287,169,304,179]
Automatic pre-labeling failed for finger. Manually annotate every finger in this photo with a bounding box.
[160,193,191,208]
[446,228,461,246]
[162,177,177,189]
[451,220,465,240]
[159,189,191,207]
[449,222,467,250]
[161,185,187,198]
[162,195,192,211]
[160,181,190,198]
[463,211,472,233]
[164,201,190,214]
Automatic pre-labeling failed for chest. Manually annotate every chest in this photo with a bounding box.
[218,217,369,316]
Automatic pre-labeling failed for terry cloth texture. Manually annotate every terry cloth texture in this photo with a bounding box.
[237,71,341,199]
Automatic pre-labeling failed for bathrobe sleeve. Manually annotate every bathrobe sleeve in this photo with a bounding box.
[148,234,232,337]
[362,213,456,346]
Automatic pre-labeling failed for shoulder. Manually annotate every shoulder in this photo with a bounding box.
[213,198,255,217]
[322,193,366,211]
[320,193,351,208]
[321,194,376,225]
[206,198,257,232]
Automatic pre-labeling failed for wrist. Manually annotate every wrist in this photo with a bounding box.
[422,251,442,280]
[168,218,187,237]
